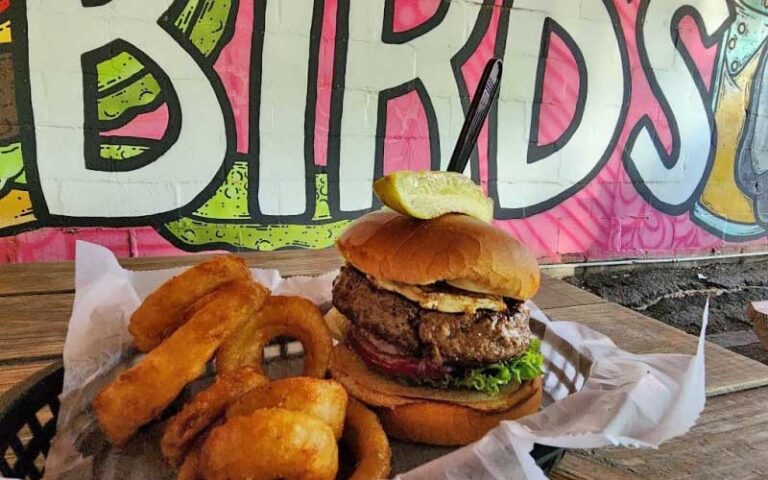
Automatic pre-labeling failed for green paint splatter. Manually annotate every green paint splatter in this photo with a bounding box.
[174,0,201,33]
[92,0,234,128]
[94,0,234,126]
[100,144,150,161]
[0,143,24,191]
[194,160,250,220]
[164,171,350,251]
[96,52,145,93]
[163,217,350,251]
[189,0,233,57]
[98,73,161,122]
[313,173,332,221]
[190,168,333,222]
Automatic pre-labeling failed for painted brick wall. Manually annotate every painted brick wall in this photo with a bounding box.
[0,0,766,263]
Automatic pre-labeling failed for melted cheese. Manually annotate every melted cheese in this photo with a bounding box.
[369,276,506,314]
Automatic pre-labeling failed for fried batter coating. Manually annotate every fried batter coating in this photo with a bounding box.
[176,432,207,480]
[227,377,347,440]
[199,408,338,480]
[343,398,391,480]
[129,256,252,352]
[216,295,332,378]
[93,280,268,446]
[161,367,268,467]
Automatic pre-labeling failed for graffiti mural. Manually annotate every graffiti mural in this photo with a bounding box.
[0,0,767,263]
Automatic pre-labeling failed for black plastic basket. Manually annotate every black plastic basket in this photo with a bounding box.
[0,360,565,479]
[0,361,63,480]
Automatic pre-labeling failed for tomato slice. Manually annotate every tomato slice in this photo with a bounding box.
[347,326,452,380]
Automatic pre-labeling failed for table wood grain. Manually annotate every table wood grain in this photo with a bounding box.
[545,302,768,396]
[0,249,605,310]
[0,361,52,395]
[0,293,72,363]
[551,386,768,480]
[0,251,607,369]
[0,249,345,296]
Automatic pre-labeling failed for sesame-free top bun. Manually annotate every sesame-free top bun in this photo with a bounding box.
[336,210,540,300]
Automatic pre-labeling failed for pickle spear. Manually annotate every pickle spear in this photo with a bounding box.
[373,171,494,223]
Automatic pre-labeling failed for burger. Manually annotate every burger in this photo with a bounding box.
[327,209,543,446]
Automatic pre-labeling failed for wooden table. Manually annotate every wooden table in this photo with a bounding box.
[2,249,768,479]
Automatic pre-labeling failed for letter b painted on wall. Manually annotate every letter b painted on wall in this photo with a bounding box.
[25,0,228,220]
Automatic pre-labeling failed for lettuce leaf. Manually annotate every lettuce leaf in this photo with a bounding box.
[404,339,544,394]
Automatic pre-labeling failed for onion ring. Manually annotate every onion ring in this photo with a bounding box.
[93,280,268,446]
[227,377,347,440]
[199,408,338,480]
[343,398,391,480]
[161,367,268,467]
[176,430,209,480]
[129,256,252,352]
[216,296,333,378]
[324,307,350,342]
[177,448,201,480]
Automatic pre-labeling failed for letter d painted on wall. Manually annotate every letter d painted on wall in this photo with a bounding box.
[25,0,227,219]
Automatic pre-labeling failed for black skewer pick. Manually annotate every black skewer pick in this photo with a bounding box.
[446,57,503,174]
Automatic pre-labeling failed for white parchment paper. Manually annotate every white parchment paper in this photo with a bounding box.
[40,241,707,479]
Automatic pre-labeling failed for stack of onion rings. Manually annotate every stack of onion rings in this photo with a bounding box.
[93,280,269,446]
[90,254,391,479]
[216,295,333,378]
[129,256,252,352]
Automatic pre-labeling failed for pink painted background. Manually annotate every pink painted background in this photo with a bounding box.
[1,0,765,263]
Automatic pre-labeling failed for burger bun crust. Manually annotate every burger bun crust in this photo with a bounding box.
[336,210,540,300]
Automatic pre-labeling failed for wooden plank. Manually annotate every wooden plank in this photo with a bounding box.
[535,276,605,310]
[550,386,768,480]
[0,249,346,296]
[0,294,72,362]
[545,303,768,396]
[0,260,75,296]
[748,300,768,348]
[0,250,605,308]
[123,248,345,276]
[0,291,587,363]
[2,257,758,395]
[0,361,53,394]
[707,330,761,349]
[0,253,603,362]
[0,245,605,308]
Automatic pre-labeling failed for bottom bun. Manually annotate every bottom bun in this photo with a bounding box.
[377,379,542,446]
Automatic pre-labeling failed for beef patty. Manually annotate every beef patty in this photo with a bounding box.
[332,266,532,365]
